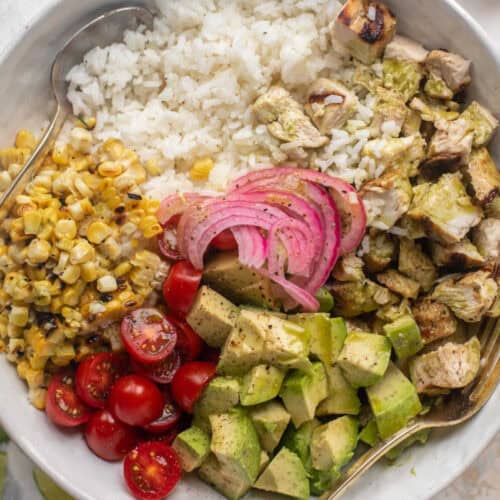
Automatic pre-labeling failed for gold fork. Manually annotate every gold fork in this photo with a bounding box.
[324,318,500,500]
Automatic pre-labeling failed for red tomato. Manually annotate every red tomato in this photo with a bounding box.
[45,371,93,427]
[143,392,182,434]
[120,308,177,364]
[210,229,238,251]
[157,214,183,261]
[124,442,181,500]
[109,375,164,427]
[171,361,216,413]
[150,426,181,446]
[131,350,181,385]
[76,352,128,409]
[84,409,138,461]
[167,315,204,362]
[162,261,202,317]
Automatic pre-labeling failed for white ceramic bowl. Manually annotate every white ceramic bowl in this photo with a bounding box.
[0,1,499,499]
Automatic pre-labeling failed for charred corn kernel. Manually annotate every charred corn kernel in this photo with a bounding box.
[9,306,29,327]
[8,163,22,177]
[74,177,93,197]
[0,339,5,353]
[50,297,63,314]
[29,388,47,409]
[60,265,80,285]
[51,343,75,367]
[62,281,86,307]
[32,281,53,306]
[25,368,45,388]
[100,138,125,161]
[0,147,30,169]
[98,160,123,177]
[189,157,214,180]
[9,218,29,242]
[7,323,23,338]
[23,211,42,235]
[51,143,69,165]
[81,261,100,282]
[70,240,95,264]
[70,127,93,154]
[113,261,132,278]
[15,129,36,150]
[16,360,30,379]
[27,351,48,370]
[4,272,31,301]
[36,224,53,242]
[26,239,51,264]
[47,329,65,345]
[145,158,161,176]
[61,306,82,324]
[67,198,94,221]
[100,237,121,260]
[139,216,162,238]
[87,221,112,244]
[97,275,117,293]
[0,171,12,191]
[7,338,25,357]
[54,219,77,240]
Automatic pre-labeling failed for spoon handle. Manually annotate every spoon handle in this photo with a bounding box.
[0,104,67,215]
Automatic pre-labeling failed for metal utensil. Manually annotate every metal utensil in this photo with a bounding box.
[0,5,154,214]
[324,318,500,500]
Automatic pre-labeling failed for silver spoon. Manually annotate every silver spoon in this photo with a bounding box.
[0,5,154,213]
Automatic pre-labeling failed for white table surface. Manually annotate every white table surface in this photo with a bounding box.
[0,0,499,499]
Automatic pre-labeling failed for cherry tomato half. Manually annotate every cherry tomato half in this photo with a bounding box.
[76,352,128,409]
[109,375,164,427]
[210,229,238,251]
[120,308,177,364]
[162,260,202,317]
[84,409,139,462]
[46,371,93,427]
[143,391,182,434]
[171,361,216,413]
[124,442,181,500]
[167,315,204,362]
[157,214,183,261]
[131,350,181,385]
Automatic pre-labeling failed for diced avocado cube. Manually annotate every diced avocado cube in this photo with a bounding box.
[338,332,392,388]
[172,426,210,472]
[292,313,332,365]
[315,287,334,312]
[316,365,361,416]
[194,376,240,419]
[359,419,379,447]
[330,317,348,363]
[259,450,270,473]
[186,286,239,348]
[192,412,211,435]
[385,429,430,461]
[255,448,310,500]
[311,416,359,471]
[198,454,251,500]
[280,362,328,427]
[366,363,422,439]
[240,365,285,406]
[383,315,423,360]
[309,467,341,496]
[249,400,291,453]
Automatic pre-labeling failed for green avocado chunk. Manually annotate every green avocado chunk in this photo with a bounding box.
[359,419,380,447]
[240,365,285,406]
[310,416,359,471]
[194,376,240,418]
[249,400,291,453]
[330,317,348,363]
[315,287,335,312]
[255,448,310,500]
[186,286,239,347]
[383,315,423,360]
[385,429,431,461]
[338,332,392,387]
[209,408,261,486]
[33,468,74,500]
[366,363,422,439]
[280,362,328,427]
[316,365,361,416]
[172,426,211,472]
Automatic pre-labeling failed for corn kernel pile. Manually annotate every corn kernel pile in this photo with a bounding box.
[0,126,169,409]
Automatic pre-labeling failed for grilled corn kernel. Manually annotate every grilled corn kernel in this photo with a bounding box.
[98,160,123,177]
[15,129,36,150]
[70,240,95,264]
[9,306,29,327]
[81,261,100,282]
[51,143,69,166]
[7,338,25,357]
[32,281,53,307]
[54,219,77,240]
[0,147,30,169]
[113,261,132,277]
[23,211,42,235]
[97,275,118,293]
[0,171,12,191]
[16,360,30,379]
[74,177,93,198]
[55,238,74,252]
[189,157,214,180]
[60,265,81,285]
[70,127,93,154]
[87,221,112,244]
[26,239,51,264]
[99,237,121,260]
[120,222,138,236]
[25,368,45,388]
[67,198,94,221]
[100,138,125,161]
[139,215,162,238]
[145,158,161,176]
[62,281,86,307]
[27,351,48,370]
[8,163,22,178]
[126,163,147,184]
[29,388,47,409]
[51,343,76,367]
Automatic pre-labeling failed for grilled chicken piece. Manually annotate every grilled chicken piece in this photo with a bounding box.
[409,337,480,394]
[430,238,485,270]
[411,298,457,344]
[432,270,498,322]
[382,59,424,103]
[384,35,428,63]
[472,218,500,262]
[376,269,420,299]
[461,101,499,147]
[409,95,460,124]
[361,229,396,273]
[331,253,365,282]
[371,87,408,136]
[462,148,500,205]
[398,238,437,292]
[253,86,328,149]
[331,0,396,64]
[407,173,483,245]
[425,49,472,94]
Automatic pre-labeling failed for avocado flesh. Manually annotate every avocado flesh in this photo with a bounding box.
[292,313,333,366]
[315,286,335,312]
[186,286,239,347]
[172,426,210,472]
[366,363,422,439]
[254,448,310,500]
[194,376,240,418]
[383,315,423,360]
[209,408,261,486]
[311,416,359,471]
[330,317,348,362]
[240,364,286,406]
[338,332,392,387]
[280,362,328,427]
[249,400,291,453]
[316,365,361,416]
[359,419,379,447]
[385,429,430,461]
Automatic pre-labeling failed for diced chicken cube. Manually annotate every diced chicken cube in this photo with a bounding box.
[409,337,480,393]
[472,218,500,262]
[485,196,500,218]
[398,238,437,292]
[331,253,365,282]
[402,109,422,137]
[409,95,460,124]
[407,173,483,245]
[360,171,413,230]
[304,79,358,134]
[425,49,472,93]
[371,88,408,136]
[382,59,424,102]
[384,35,429,63]
[361,229,396,272]
[331,0,396,65]
[462,148,500,205]
[430,238,485,270]
[352,65,383,95]
[424,72,454,100]
[411,298,457,344]
[376,269,420,299]
[461,101,499,147]
[432,270,498,322]
[253,86,328,149]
